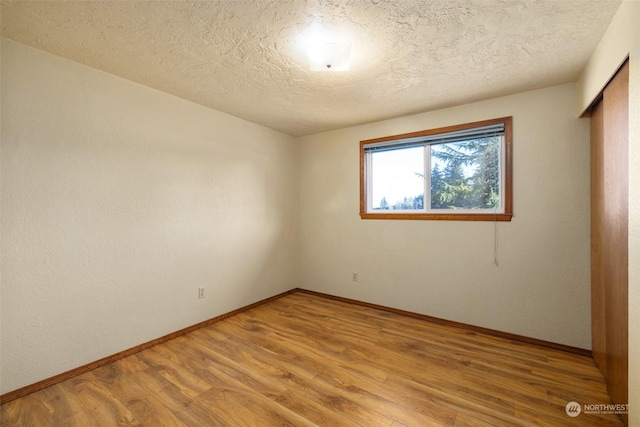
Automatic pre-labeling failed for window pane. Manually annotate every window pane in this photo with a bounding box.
[370,146,425,210]
[430,136,500,210]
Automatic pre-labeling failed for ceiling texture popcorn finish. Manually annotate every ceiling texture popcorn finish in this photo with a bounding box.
[0,0,621,136]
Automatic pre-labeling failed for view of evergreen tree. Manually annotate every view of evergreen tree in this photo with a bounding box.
[379,197,389,209]
[430,163,444,208]
[390,194,423,210]
[430,136,500,210]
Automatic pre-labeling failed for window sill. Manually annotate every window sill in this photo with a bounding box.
[359,212,513,221]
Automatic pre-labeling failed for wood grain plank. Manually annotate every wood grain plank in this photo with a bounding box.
[196,369,316,427]
[42,384,100,427]
[65,373,140,426]
[91,361,186,427]
[0,394,55,427]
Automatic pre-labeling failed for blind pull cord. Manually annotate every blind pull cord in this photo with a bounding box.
[494,210,499,267]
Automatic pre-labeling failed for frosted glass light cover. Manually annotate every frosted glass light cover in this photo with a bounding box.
[309,42,351,71]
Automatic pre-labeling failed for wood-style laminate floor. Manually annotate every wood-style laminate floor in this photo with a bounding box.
[1,291,623,426]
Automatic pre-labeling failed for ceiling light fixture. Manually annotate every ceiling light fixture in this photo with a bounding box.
[308,41,351,71]
[300,22,352,72]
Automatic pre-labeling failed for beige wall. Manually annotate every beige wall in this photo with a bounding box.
[298,82,592,349]
[0,39,298,394]
[578,0,638,422]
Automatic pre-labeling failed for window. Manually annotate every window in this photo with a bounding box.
[360,117,512,221]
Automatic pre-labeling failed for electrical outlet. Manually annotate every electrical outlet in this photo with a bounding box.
[352,272,359,282]
[198,287,205,299]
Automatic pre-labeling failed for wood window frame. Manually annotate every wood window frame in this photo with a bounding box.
[359,116,513,221]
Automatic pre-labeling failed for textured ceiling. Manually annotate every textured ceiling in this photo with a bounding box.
[0,0,622,136]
